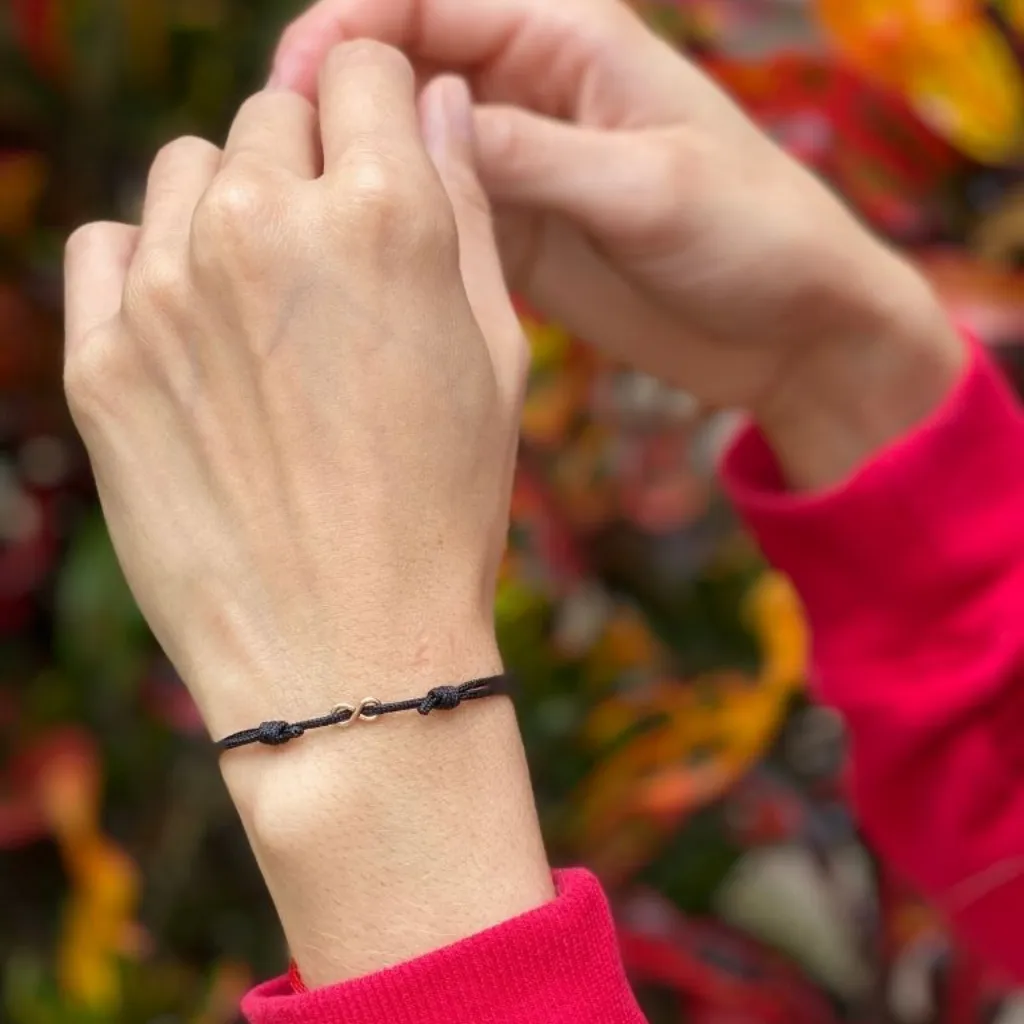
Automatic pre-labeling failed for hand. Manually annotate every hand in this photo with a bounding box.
[65,47,524,736]
[65,47,551,982]
[273,0,965,487]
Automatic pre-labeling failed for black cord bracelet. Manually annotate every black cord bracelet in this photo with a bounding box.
[214,674,512,752]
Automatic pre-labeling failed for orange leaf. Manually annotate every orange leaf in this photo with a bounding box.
[815,0,1024,162]
[58,836,140,1011]
[746,574,808,693]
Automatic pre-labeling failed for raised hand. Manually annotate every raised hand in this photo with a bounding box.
[65,48,551,983]
[273,0,964,486]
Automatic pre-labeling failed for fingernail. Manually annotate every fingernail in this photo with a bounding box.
[422,76,473,159]
[445,77,473,141]
[421,84,449,159]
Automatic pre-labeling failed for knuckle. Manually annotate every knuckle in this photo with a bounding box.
[345,150,406,208]
[191,170,286,273]
[344,154,441,247]
[651,130,714,190]
[344,157,452,258]
[633,132,706,236]
[196,172,272,238]
[64,328,130,426]
[123,246,186,321]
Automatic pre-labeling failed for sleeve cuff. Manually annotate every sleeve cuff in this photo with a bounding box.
[721,335,1024,664]
[241,869,645,1024]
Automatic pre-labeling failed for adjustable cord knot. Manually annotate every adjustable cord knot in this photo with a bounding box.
[256,720,305,746]
[418,685,463,715]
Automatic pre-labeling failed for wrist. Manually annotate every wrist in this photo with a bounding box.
[217,619,505,808]
[754,257,967,490]
[217,636,554,988]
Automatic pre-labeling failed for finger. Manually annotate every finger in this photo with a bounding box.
[223,89,321,178]
[421,76,525,405]
[318,41,426,173]
[473,106,666,245]
[140,136,222,246]
[64,222,139,349]
[270,0,661,120]
[499,210,703,388]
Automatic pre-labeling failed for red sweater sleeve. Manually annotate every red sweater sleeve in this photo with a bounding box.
[723,336,1024,980]
[242,869,646,1023]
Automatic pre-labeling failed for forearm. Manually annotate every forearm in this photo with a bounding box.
[220,639,554,989]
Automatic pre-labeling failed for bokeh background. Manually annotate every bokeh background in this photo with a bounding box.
[3,1,1024,1021]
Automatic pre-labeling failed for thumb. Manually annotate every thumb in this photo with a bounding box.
[420,75,526,406]
[473,106,665,243]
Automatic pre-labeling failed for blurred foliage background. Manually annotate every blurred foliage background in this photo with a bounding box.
[2,1,1024,1022]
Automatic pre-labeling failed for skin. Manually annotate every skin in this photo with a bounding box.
[272,0,966,488]
[66,0,965,992]
[66,56,552,985]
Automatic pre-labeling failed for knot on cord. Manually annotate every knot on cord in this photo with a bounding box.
[418,685,462,715]
[214,675,509,752]
[256,720,305,746]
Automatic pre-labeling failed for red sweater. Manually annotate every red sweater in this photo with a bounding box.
[244,338,1024,1023]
